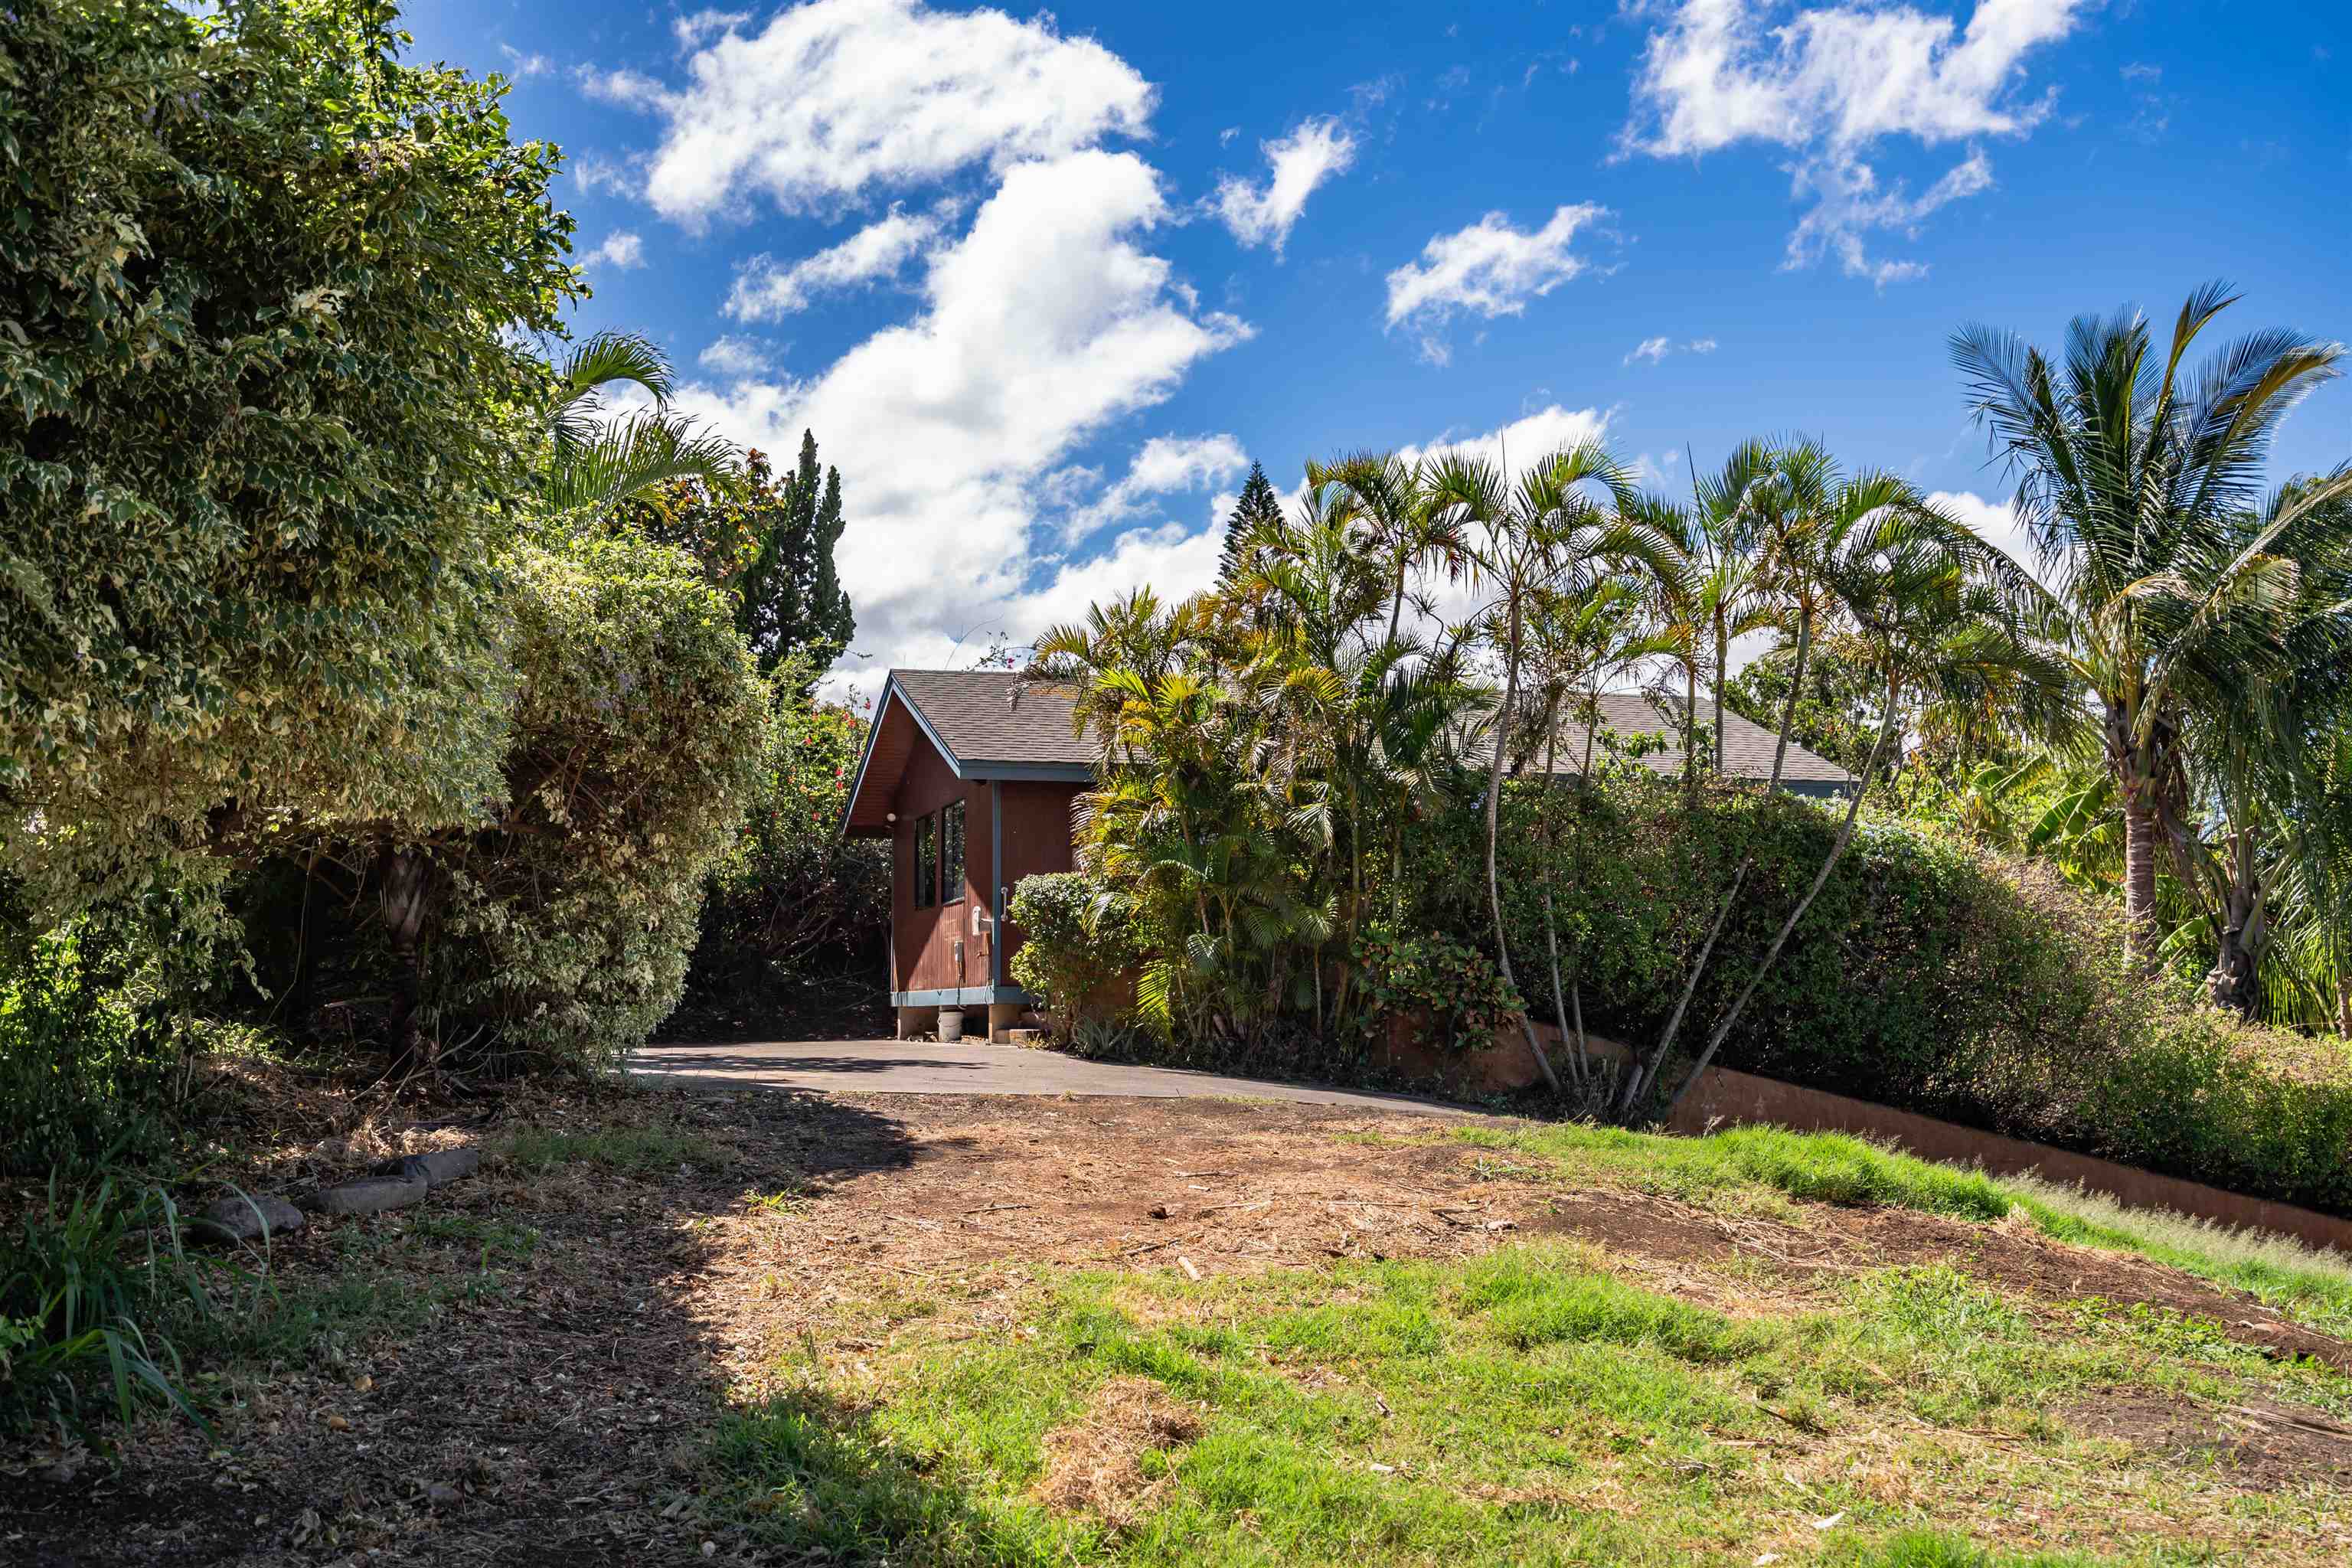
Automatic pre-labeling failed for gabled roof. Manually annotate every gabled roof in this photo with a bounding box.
[1512,691,1856,794]
[841,671,1091,835]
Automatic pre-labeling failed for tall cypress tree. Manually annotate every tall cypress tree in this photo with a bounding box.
[738,429,856,688]
[1219,460,1283,582]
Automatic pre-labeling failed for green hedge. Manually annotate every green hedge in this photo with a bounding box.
[1403,775,2352,1216]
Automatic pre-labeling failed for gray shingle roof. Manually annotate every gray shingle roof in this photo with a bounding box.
[876,671,1851,792]
[889,669,1090,769]
[1530,691,1855,789]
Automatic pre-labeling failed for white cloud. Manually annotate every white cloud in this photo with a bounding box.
[586,0,1155,227]
[1210,116,1357,255]
[500,44,551,79]
[1620,0,2086,283]
[727,205,946,321]
[1061,433,1250,544]
[1625,334,1720,365]
[1928,488,2063,587]
[697,335,775,377]
[675,9,750,49]
[571,155,638,199]
[681,149,1250,693]
[579,230,645,270]
[1787,147,1992,286]
[1384,204,1609,362]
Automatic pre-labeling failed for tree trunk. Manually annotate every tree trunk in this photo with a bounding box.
[1536,715,1586,1091]
[378,846,436,1073]
[1683,655,1699,801]
[2204,826,2262,1016]
[1664,675,1903,1116]
[2120,780,2162,965]
[1769,607,1811,792]
[1713,614,1729,774]
[1484,594,1560,1094]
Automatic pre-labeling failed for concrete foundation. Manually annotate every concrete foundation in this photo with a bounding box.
[987,1002,1023,1044]
[895,1004,939,1040]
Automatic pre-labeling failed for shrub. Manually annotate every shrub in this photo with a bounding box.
[0,0,573,911]
[0,1177,211,1433]
[1351,922,1522,1047]
[1403,772,2352,1215]
[1008,873,1145,1033]
[423,534,773,1070]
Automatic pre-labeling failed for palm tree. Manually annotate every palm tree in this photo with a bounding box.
[1313,452,1473,649]
[1655,503,2072,1114]
[1622,447,1955,1115]
[1686,439,1782,773]
[1429,443,1662,1094]
[1951,283,2350,960]
[1522,577,1677,1092]
[540,331,740,523]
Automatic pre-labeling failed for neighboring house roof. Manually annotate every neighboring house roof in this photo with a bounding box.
[841,670,1090,836]
[1504,691,1856,795]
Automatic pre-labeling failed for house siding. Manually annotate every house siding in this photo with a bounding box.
[891,744,990,995]
[995,780,1083,982]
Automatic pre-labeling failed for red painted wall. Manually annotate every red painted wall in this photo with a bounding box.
[995,781,1083,980]
[887,745,1083,995]
[890,742,988,994]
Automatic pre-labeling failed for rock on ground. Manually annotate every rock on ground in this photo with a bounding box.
[308,1174,428,1217]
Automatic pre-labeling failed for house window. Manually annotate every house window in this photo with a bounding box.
[913,812,938,909]
[941,799,966,903]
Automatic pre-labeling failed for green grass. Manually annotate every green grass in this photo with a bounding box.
[1452,1122,2352,1338]
[709,1244,2344,1566]
[500,1120,733,1178]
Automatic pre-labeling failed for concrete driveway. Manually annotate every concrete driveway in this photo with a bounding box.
[626,1037,1472,1116]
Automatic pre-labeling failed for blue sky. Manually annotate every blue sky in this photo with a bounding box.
[401,0,2352,694]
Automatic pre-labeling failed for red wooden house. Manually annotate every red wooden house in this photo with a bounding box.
[839,670,1093,1040]
[841,670,1856,1041]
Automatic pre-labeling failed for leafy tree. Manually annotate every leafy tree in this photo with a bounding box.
[610,430,854,687]
[0,0,576,910]
[739,430,855,682]
[422,534,773,1068]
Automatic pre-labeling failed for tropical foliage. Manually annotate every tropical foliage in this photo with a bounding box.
[1023,283,2352,1165]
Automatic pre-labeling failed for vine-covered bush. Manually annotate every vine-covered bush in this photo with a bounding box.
[1403,772,2352,1214]
[0,0,572,912]
[423,534,773,1068]
[1351,922,1523,1048]
[1008,873,1145,1033]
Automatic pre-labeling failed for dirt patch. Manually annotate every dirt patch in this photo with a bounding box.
[1526,1185,2352,1374]
[691,1096,1555,1379]
[1844,1208,2352,1373]
[1034,1376,1205,1523]
[2065,1395,2352,1491]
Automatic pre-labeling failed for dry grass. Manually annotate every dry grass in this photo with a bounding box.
[1032,1377,1204,1524]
